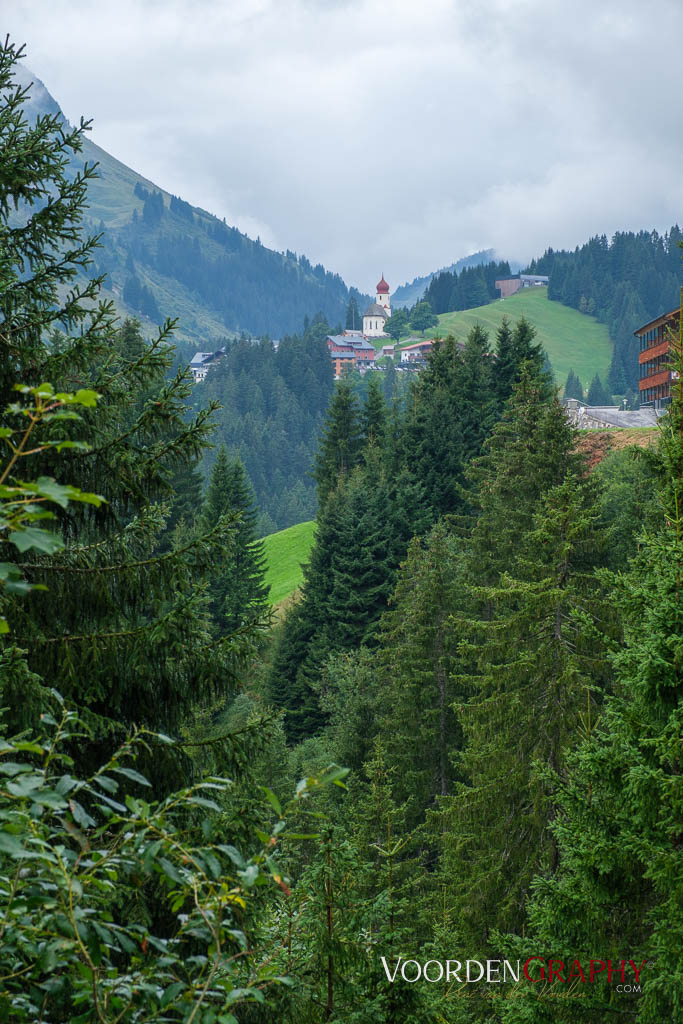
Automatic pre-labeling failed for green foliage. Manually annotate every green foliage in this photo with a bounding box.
[409,300,438,335]
[505,328,683,1022]
[0,384,104,633]
[383,308,409,342]
[0,697,347,1023]
[312,380,363,508]
[376,523,464,830]
[563,368,584,400]
[201,332,334,532]
[586,372,610,405]
[528,228,683,391]
[0,40,258,782]
[200,446,269,634]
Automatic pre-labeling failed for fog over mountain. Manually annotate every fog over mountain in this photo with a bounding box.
[7,0,683,289]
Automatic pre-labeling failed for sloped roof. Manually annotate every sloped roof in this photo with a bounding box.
[363,302,388,319]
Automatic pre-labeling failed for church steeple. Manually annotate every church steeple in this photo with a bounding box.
[375,274,391,316]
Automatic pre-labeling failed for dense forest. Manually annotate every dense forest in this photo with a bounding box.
[194,313,409,535]
[422,259,513,314]
[1,40,681,1024]
[197,318,335,534]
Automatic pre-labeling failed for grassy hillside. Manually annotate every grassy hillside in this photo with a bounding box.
[263,521,316,606]
[423,287,612,387]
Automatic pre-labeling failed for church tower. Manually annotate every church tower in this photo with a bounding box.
[362,274,392,338]
[376,274,391,316]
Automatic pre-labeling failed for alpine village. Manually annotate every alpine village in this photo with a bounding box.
[0,33,682,1024]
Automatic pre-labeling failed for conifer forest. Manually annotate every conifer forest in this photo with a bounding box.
[0,37,682,1024]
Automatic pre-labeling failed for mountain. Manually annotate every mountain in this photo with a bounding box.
[17,64,369,345]
[392,249,522,308]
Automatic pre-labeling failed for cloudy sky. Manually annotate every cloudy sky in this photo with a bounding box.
[8,0,683,291]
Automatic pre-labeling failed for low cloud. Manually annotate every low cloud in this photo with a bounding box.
[8,0,683,290]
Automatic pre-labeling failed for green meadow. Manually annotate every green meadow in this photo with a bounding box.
[262,520,316,606]
[421,287,613,386]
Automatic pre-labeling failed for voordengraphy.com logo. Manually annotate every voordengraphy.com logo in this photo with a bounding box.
[380,957,648,986]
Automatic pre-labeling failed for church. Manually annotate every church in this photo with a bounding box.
[362,275,391,337]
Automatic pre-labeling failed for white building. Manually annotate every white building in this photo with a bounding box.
[189,347,225,382]
[362,275,392,338]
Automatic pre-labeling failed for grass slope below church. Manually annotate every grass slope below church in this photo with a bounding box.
[423,287,612,386]
[263,521,316,606]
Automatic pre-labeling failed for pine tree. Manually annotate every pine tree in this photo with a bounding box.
[361,373,387,449]
[376,523,464,831]
[493,315,516,405]
[399,336,466,516]
[506,308,683,1021]
[312,380,363,507]
[345,295,360,331]
[586,372,610,405]
[563,368,584,400]
[0,42,255,787]
[445,476,610,946]
[511,315,545,379]
[455,324,498,463]
[440,363,611,946]
[200,446,269,634]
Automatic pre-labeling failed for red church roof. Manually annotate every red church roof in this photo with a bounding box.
[376,275,390,294]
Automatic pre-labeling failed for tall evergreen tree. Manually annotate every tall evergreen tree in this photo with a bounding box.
[399,336,466,516]
[445,475,610,947]
[361,373,388,449]
[493,315,516,405]
[0,43,252,787]
[506,314,683,1022]
[376,523,463,832]
[438,364,611,949]
[312,380,363,507]
[563,368,584,400]
[200,446,269,634]
[586,372,610,405]
[345,295,360,331]
[455,324,498,463]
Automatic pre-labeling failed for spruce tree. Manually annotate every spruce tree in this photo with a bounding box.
[563,368,584,400]
[455,324,498,463]
[0,42,254,786]
[493,315,516,405]
[506,313,683,1021]
[586,372,610,405]
[445,476,610,946]
[399,336,466,516]
[312,379,363,507]
[440,363,611,946]
[200,445,269,634]
[511,315,545,378]
[376,522,464,831]
[361,372,388,449]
